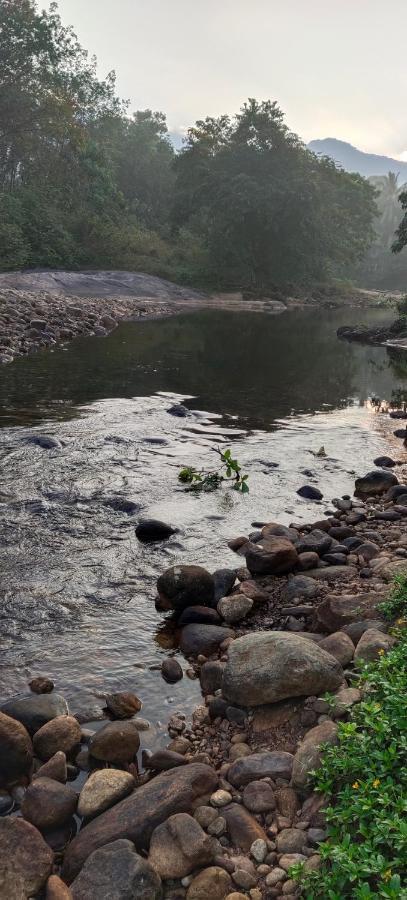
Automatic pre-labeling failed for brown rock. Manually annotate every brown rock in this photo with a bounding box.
[77,770,135,819]
[104,692,142,719]
[62,763,218,883]
[228,751,294,787]
[187,866,232,900]
[0,817,53,898]
[242,780,276,813]
[33,751,67,783]
[22,777,78,830]
[148,812,215,878]
[89,721,140,763]
[276,828,307,854]
[354,629,396,662]
[144,749,187,771]
[0,711,33,788]
[29,677,54,694]
[157,565,215,612]
[46,874,73,899]
[331,687,361,718]
[318,632,354,666]
[292,722,338,791]
[297,551,320,570]
[161,658,183,683]
[70,839,162,900]
[223,803,267,852]
[33,716,81,762]
[316,593,381,631]
[245,538,298,576]
[275,787,301,821]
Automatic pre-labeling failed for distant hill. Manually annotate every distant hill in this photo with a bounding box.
[308,138,407,179]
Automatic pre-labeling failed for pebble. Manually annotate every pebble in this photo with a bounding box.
[211,789,233,807]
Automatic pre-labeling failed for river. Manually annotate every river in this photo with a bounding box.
[0,306,406,744]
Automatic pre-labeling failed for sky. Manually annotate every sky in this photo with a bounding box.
[50,0,407,158]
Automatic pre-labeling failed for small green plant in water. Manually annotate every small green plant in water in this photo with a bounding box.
[178,448,249,493]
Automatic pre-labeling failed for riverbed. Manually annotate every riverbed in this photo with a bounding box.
[0,307,406,743]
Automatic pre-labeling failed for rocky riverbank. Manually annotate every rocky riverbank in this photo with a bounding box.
[1,418,407,898]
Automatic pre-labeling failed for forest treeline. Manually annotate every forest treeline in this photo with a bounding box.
[0,0,390,291]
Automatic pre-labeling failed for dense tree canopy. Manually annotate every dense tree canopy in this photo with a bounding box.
[0,1,379,290]
[392,190,407,255]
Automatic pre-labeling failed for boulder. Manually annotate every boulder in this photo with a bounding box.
[297,485,323,500]
[223,803,266,852]
[354,470,398,496]
[318,632,354,666]
[22,777,78,830]
[217,595,253,624]
[33,716,82,761]
[316,593,381,632]
[180,624,234,656]
[341,620,388,645]
[157,565,214,612]
[78,771,135,820]
[70,839,162,900]
[275,786,301,820]
[33,751,67,784]
[381,559,407,581]
[291,722,338,791]
[161,658,183,683]
[354,629,397,662]
[178,606,221,626]
[62,763,218,883]
[356,541,380,561]
[135,519,176,542]
[104,693,142,719]
[0,711,33,787]
[186,867,232,900]
[330,687,361,719]
[89,722,140,763]
[0,817,53,898]
[1,693,68,735]
[245,538,298,576]
[148,813,215,878]
[228,751,294,787]
[222,632,342,707]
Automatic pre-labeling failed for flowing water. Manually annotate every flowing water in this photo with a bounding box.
[0,306,406,743]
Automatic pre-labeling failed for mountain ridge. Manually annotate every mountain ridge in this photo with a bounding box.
[308,138,407,179]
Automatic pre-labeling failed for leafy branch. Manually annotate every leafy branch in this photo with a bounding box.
[178,448,249,493]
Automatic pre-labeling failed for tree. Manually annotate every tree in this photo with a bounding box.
[392,190,407,254]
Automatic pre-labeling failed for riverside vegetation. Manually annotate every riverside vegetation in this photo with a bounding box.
[0,407,407,898]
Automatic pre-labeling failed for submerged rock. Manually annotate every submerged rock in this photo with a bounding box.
[104,692,142,719]
[222,632,342,707]
[135,519,177,542]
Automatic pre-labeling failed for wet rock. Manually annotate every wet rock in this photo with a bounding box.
[26,434,62,450]
[200,660,225,694]
[245,538,298,576]
[374,456,396,468]
[292,722,338,791]
[45,874,73,899]
[283,576,318,601]
[318,632,354,666]
[180,624,234,656]
[78,770,135,820]
[168,404,190,417]
[105,692,142,719]
[33,751,67,783]
[0,817,53,898]
[213,568,237,602]
[178,606,221,626]
[89,722,140,763]
[242,780,276,813]
[70,839,162,900]
[296,530,332,556]
[297,485,323,501]
[102,497,140,514]
[223,803,266,852]
[62,764,218,883]
[316,592,381,631]
[144,750,187,771]
[228,751,294,787]
[33,716,82,761]
[157,565,215,612]
[148,813,215,878]
[222,632,342,707]
[136,519,177,542]
[161,658,183,683]
[0,711,33,787]
[354,629,396,662]
[354,470,398,496]
[22,776,78,830]
[217,595,253,624]
[1,693,69,735]
[186,866,232,900]
[29,676,54,694]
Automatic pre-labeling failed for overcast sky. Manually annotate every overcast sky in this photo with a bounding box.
[51,0,407,158]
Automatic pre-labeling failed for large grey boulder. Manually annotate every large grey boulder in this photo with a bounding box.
[222,632,343,707]
[71,839,162,899]
[1,693,68,735]
[62,763,218,883]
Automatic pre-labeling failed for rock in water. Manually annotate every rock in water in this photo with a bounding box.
[157,565,215,612]
[135,519,177,542]
[222,632,342,707]
[70,839,162,900]
[62,763,218,883]
[161,658,183,683]
[244,537,298,576]
[1,693,69,734]
[104,692,142,719]
[0,818,53,898]
[180,624,234,656]
[0,711,33,787]
[178,606,221,626]
[297,485,323,500]
[89,722,140,763]
[354,470,398,496]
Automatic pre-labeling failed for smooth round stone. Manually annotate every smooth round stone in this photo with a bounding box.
[89,721,140,763]
[22,776,78,830]
[78,770,135,819]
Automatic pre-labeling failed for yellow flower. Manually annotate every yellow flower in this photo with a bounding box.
[382,869,392,882]
[373,778,381,788]
[378,648,385,655]
[352,781,359,789]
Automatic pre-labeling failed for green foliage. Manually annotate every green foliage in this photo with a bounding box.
[178,448,249,493]
[378,574,407,622]
[396,295,407,317]
[392,190,407,254]
[294,617,407,899]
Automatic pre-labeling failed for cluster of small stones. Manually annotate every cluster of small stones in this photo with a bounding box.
[0,440,406,897]
[0,289,174,364]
